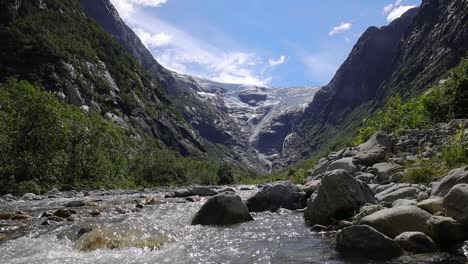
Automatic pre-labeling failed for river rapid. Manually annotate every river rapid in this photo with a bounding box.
[0,187,466,264]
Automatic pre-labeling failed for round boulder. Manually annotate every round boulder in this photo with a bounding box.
[304,169,376,225]
[443,184,468,224]
[359,205,432,238]
[191,194,253,225]
[426,215,465,245]
[336,225,402,259]
[394,232,437,253]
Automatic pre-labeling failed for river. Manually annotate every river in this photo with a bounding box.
[0,188,466,264]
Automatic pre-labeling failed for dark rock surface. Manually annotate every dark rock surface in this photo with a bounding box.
[191,194,253,225]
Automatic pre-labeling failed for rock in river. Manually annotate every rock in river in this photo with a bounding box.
[394,232,437,253]
[304,169,376,225]
[246,182,307,212]
[191,194,253,225]
[336,225,402,259]
[74,228,174,251]
[189,186,218,197]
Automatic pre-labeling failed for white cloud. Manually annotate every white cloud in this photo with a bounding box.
[329,22,352,36]
[110,0,168,20]
[128,14,272,86]
[268,55,286,67]
[383,0,417,22]
[135,29,173,47]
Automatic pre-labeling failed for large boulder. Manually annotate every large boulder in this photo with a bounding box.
[443,184,468,224]
[372,162,402,182]
[304,169,376,225]
[353,132,392,166]
[431,167,468,196]
[246,182,307,212]
[375,184,423,203]
[394,232,437,253]
[336,225,402,259]
[426,215,465,245]
[326,157,358,174]
[191,194,253,225]
[359,206,432,238]
[189,186,218,197]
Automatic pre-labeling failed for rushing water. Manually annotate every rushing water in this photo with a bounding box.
[0,189,466,264]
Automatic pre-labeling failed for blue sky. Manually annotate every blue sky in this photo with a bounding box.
[110,0,421,87]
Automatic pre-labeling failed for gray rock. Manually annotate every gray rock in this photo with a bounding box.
[309,159,330,178]
[246,182,307,212]
[1,194,18,201]
[355,172,375,184]
[352,204,384,223]
[375,184,421,203]
[368,184,380,193]
[417,192,429,202]
[21,193,36,201]
[431,166,468,196]
[426,215,465,245]
[326,157,358,174]
[301,180,321,196]
[353,132,392,166]
[219,187,236,193]
[359,206,432,238]
[166,189,192,198]
[372,162,402,182]
[189,186,218,197]
[336,225,402,258]
[392,199,417,207]
[417,197,444,214]
[443,183,468,224]
[46,188,62,197]
[374,183,395,194]
[394,232,437,253]
[191,194,253,225]
[304,169,376,225]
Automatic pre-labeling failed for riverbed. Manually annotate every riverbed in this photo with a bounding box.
[0,188,466,264]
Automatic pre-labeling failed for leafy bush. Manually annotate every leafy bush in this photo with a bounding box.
[354,96,427,145]
[423,57,468,123]
[0,79,241,195]
[354,56,468,145]
[441,125,468,168]
[403,163,438,184]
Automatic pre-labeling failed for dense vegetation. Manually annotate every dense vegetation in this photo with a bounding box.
[354,57,468,145]
[352,57,468,184]
[0,79,235,195]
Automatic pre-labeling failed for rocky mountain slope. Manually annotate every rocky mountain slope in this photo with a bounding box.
[0,0,205,156]
[280,0,468,167]
[79,0,319,172]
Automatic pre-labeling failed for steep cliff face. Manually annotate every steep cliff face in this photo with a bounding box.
[79,0,320,172]
[0,0,205,156]
[281,0,468,166]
